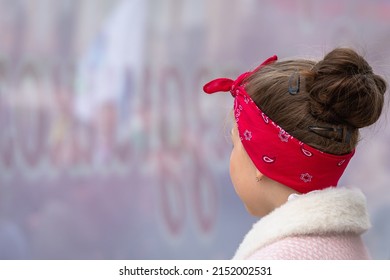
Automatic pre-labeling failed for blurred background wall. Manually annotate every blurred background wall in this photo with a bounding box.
[0,0,389,259]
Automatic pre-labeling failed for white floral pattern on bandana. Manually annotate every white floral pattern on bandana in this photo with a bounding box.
[278,130,290,142]
[338,160,346,166]
[261,113,269,124]
[300,173,313,183]
[243,130,252,141]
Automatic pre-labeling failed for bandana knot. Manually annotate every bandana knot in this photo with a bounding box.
[203,55,278,97]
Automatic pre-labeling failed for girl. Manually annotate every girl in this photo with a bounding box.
[203,48,387,259]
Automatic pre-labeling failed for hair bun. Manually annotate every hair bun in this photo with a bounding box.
[308,48,387,128]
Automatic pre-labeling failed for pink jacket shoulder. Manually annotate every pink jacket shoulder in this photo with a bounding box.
[247,234,370,260]
[233,187,371,260]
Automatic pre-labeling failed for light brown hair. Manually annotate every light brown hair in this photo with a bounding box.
[245,48,387,155]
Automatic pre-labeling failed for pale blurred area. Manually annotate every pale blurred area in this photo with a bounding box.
[0,0,389,259]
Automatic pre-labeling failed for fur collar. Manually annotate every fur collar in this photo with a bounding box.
[233,187,371,259]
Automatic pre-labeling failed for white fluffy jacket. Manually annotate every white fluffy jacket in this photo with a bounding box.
[233,187,371,260]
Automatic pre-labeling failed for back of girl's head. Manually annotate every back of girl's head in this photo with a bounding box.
[245,47,387,155]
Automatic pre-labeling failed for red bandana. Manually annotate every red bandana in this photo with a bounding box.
[203,56,355,194]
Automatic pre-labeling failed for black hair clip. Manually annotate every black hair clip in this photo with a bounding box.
[288,71,300,95]
[308,125,352,144]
